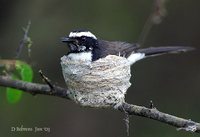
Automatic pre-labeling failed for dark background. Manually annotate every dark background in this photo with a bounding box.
[0,0,200,137]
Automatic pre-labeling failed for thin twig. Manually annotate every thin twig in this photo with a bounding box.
[137,13,154,47]
[138,0,167,46]
[149,100,155,109]
[122,106,130,136]
[16,20,31,58]
[39,70,55,93]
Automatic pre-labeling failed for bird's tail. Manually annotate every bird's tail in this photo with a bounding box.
[127,46,194,65]
[136,46,194,57]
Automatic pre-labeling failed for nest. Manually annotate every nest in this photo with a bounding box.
[60,55,131,108]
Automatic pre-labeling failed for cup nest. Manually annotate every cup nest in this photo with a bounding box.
[61,55,131,108]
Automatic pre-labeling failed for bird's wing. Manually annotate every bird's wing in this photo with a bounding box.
[94,40,194,64]
[93,40,138,60]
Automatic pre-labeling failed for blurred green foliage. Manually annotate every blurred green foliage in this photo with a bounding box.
[6,60,33,103]
[6,74,22,104]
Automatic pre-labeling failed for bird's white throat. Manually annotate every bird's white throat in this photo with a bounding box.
[67,52,92,62]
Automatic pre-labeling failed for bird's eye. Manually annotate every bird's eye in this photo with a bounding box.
[81,37,86,42]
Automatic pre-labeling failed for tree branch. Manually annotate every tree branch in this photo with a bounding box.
[0,76,69,99]
[0,75,200,133]
[118,102,200,133]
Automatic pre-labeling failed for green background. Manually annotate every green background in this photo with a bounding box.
[0,0,200,137]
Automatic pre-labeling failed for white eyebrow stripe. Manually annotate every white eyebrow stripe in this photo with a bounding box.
[69,31,97,39]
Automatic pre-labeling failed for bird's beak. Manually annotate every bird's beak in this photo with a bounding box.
[61,37,75,43]
[61,37,78,52]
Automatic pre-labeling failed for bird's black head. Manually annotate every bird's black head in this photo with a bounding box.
[62,30,98,53]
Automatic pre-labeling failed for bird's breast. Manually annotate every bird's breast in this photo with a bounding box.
[67,52,92,62]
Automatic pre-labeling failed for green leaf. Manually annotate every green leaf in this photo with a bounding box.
[6,74,22,104]
[6,88,22,104]
[6,61,33,104]
[15,60,33,82]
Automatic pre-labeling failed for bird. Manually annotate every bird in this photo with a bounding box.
[61,30,194,65]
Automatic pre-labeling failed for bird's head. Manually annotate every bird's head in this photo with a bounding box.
[62,30,98,53]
